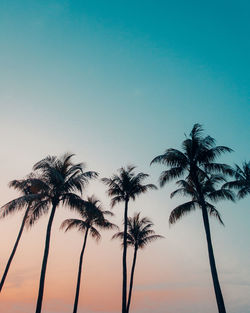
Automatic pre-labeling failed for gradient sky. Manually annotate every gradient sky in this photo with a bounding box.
[0,1,249,313]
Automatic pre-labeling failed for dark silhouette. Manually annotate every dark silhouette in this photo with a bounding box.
[113,212,163,313]
[169,174,234,225]
[30,153,98,313]
[223,161,250,199]
[61,195,116,313]
[102,166,157,313]
[151,124,233,313]
[0,176,45,292]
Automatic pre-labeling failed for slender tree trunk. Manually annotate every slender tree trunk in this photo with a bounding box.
[0,207,29,292]
[201,203,226,313]
[122,199,129,313]
[35,202,57,313]
[72,228,89,313]
[126,247,137,313]
[192,171,226,313]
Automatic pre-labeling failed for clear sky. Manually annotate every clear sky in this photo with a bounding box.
[0,1,249,313]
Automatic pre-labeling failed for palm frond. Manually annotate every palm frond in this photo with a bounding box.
[159,167,185,187]
[223,161,250,199]
[169,201,197,224]
[60,219,87,233]
[1,194,43,218]
[208,189,235,202]
[151,148,188,167]
[238,187,250,199]
[139,235,164,249]
[89,226,101,242]
[170,187,195,199]
[204,163,234,176]
[61,193,85,210]
[25,199,51,227]
[110,195,124,208]
[206,146,233,160]
[206,203,224,225]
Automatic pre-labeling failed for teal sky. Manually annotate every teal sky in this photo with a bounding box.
[0,1,249,313]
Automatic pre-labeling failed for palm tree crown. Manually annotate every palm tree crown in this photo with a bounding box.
[1,175,47,219]
[113,212,163,250]
[102,165,157,206]
[151,123,233,187]
[169,174,235,225]
[61,195,116,240]
[223,161,250,199]
[29,153,98,224]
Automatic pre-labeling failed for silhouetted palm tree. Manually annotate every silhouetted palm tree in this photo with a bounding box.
[0,175,46,292]
[151,124,233,313]
[61,195,116,313]
[223,161,250,199]
[30,153,98,313]
[102,166,157,313]
[113,212,163,313]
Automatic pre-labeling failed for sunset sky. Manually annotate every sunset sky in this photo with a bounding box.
[0,1,250,313]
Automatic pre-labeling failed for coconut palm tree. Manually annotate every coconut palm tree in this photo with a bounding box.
[61,195,116,313]
[223,161,250,199]
[0,176,46,292]
[29,153,98,313]
[151,124,233,313]
[102,166,157,313]
[113,212,163,313]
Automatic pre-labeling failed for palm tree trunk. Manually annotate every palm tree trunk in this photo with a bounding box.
[192,172,226,313]
[122,199,129,313]
[73,228,89,313]
[35,202,57,313]
[201,203,226,313]
[126,247,137,313]
[0,206,29,292]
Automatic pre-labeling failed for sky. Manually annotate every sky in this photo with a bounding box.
[0,0,249,312]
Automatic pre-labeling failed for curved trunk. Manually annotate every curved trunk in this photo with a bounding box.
[122,199,129,313]
[35,202,57,313]
[73,228,89,313]
[126,247,138,313]
[201,203,226,313]
[0,206,30,292]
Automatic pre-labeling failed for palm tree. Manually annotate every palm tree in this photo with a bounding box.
[0,176,46,292]
[30,153,98,313]
[151,124,233,313]
[223,161,250,199]
[61,195,116,313]
[113,212,163,313]
[102,166,157,313]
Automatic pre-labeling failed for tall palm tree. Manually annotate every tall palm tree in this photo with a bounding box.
[223,161,250,199]
[61,195,116,313]
[151,124,233,313]
[0,176,46,292]
[113,212,163,313]
[102,166,157,313]
[30,153,98,313]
